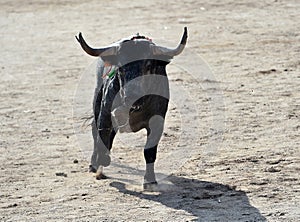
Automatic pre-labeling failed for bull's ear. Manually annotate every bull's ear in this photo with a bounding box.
[99,55,119,66]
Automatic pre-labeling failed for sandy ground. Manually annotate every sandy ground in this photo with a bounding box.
[1,0,299,221]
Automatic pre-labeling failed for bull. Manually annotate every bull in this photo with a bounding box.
[76,27,188,189]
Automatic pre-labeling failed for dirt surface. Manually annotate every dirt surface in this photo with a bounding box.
[1,0,299,221]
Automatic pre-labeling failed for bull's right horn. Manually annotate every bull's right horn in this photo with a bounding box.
[151,27,188,57]
[75,33,118,57]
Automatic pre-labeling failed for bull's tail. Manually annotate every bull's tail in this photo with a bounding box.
[79,111,93,130]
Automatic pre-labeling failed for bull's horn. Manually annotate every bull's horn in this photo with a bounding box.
[75,32,118,57]
[151,27,188,57]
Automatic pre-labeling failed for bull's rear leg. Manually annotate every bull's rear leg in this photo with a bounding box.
[143,115,164,190]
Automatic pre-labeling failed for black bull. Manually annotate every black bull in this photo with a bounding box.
[76,27,188,188]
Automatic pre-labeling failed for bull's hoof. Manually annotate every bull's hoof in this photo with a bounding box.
[89,165,97,173]
[143,181,158,191]
[95,172,108,180]
[95,166,108,180]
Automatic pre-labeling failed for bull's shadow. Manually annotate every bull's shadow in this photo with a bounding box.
[108,164,266,221]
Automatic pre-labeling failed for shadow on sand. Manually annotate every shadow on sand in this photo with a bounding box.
[108,164,266,221]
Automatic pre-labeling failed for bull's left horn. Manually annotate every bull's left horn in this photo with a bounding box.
[75,32,118,57]
[151,27,188,57]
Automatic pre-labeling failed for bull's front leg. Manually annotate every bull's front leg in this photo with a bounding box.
[90,119,111,175]
[143,115,165,190]
[90,120,115,175]
[89,119,98,173]
[91,111,117,179]
[94,128,113,180]
[92,80,118,179]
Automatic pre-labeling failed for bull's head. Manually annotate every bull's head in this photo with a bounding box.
[75,27,188,65]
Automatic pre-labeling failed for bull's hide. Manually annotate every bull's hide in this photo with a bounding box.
[98,62,169,133]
